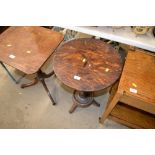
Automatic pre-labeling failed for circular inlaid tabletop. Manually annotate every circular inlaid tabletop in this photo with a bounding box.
[53,38,123,92]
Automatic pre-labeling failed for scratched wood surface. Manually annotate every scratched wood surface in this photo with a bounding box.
[53,38,123,91]
[0,26,64,74]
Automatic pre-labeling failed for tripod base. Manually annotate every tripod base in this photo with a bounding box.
[69,90,100,113]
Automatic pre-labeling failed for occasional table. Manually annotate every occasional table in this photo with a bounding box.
[53,38,123,113]
[0,26,64,105]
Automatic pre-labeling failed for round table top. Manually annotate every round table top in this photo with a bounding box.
[53,38,123,92]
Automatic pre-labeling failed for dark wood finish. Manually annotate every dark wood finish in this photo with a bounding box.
[0,26,64,74]
[153,27,155,37]
[21,69,56,105]
[37,70,56,105]
[21,78,38,88]
[110,103,155,129]
[53,38,123,92]
[100,50,155,128]
[0,26,9,34]
[69,90,100,113]
[53,38,122,112]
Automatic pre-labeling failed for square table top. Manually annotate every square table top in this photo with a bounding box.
[0,26,64,74]
[118,50,155,104]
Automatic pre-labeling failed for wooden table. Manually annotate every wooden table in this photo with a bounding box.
[0,26,64,104]
[53,38,123,113]
[99,50,155,128]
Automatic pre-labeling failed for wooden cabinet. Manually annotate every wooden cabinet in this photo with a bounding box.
[100,50,155,128]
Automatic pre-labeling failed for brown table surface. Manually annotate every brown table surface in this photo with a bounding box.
[53,38,123,92]
[0,26,64,74]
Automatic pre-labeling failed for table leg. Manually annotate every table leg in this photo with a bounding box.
[21,70,54,88]
[99,81,120,124]
[93,100,100,107]
[69,90,100,113]
[99,92,121,124]
[40,78,56,105]
[21,69,56,105]
[69,101,78,113]
[37,70,56,105]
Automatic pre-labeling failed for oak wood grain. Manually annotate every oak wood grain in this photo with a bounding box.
[118,50,155,105]
[100,50,155,128]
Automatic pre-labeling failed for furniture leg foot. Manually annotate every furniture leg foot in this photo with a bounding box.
[21,78,38,88]
[69,102,78,113]
[99,93,121,124]
[99,117,102,123]
[99,116,106,124]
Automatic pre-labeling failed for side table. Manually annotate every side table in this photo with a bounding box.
[53,38,123,113]
[0,26,64,104]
